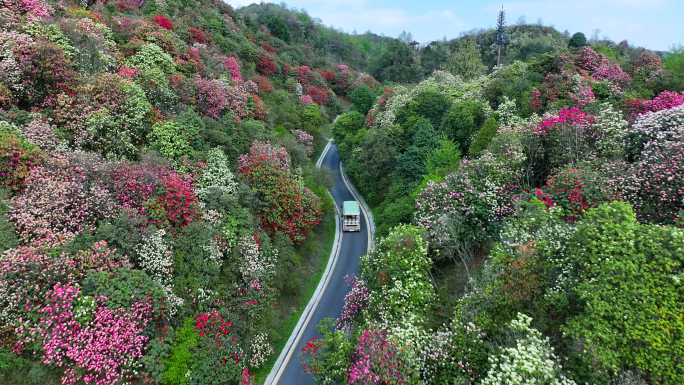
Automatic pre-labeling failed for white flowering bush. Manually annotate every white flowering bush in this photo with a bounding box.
[360,225,434,331]
[482,313,576,385]
[591,103,628,160]
[196,147,238,203]
[137,228,173,285]
[626,104,684,161]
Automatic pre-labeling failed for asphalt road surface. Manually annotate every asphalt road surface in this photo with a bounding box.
[270,144,370,385]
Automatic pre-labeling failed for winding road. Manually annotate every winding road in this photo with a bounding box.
[264,143,372,385]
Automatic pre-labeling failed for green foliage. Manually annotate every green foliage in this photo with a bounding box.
[163,318,199,385]
[568,32,587,47]
[349,85,376,114]
[124,43,176,75]
[0,190,18,253]
[301,103,323,136]
[424,136,461,181]
[563,202,684,384]
[469,117,499,157]
[267,16,291,43]
[440,99,485,156]
[149,119,201,161]
[411,88,452,129]
[664,44,684,80]
[447,39,485,80]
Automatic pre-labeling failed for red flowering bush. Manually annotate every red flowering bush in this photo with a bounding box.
[0,132,44,195]
[256,55,277,76]
[145,176,200,234]
[533,168,616,222]
[238,141,321,243]
[152,13,173,30]
[188,27,206,44]
[108,157,181,214]
[317,68,335,82]
[305,87,329,106]
[250,75,273,94]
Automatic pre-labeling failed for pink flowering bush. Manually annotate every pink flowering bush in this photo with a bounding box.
[107,157,182,214]
[292,129,314,155]
[626,103,684,160]
[299,94,314,106]
[336,275,369,332]
[224,56,243,83]
[346,328,415,384]
[37,282,151,385]
[194,75,251,121]
[609,143,684,225]
[8,152,117,246]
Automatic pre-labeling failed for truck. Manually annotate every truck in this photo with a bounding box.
[342,201,361,232]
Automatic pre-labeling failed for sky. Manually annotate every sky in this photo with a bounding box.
[222,0,683,52]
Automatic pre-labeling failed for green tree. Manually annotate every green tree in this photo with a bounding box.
[568,32,587,47]
[664,44,684,80]
[301,103,323,136]
[372,40,420,83]
[349,85,376,114]
[564,202,684,384]
[267,16,291,43]
[447,40,485,80]
[425,136,461,181]
[494,6,507,66]
[440,99,485,155]
[469,117,499,157]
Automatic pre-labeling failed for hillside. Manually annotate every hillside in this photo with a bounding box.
[1,0,684,384]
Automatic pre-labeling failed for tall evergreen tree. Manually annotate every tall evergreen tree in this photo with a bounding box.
[495,6,507,66]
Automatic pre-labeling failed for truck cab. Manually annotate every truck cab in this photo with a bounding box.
[342,201,360,232]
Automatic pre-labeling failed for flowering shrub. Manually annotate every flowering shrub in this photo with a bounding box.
[107,157,181,214]
[0,132,43,195]
[482,313,576,385]
[196,147,238,203]
[336,275,370,332]
[137,228,173,284]
[238,141,321,242]
[20,115,61,153]
[188,27,206,44]
[292,129,314,155]
[194,75,251,121]
[360,225,434,329]
[626,103,684,160]
[238,140,291,176]
[250,75,273,94]
[37,282,152,385]
[9,152,117,246]
[611,143,684,225]
[152,13,173,30]
[420,320,487,384]
[299,94,314,106]
[256,55,276,76]
[346,328,415,384]
[305,87,329,106]
[533,168,616,222]
[224,56,243,82]
[145,176,200,234]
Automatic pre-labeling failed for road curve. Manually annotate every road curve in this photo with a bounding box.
[265,144,371,385]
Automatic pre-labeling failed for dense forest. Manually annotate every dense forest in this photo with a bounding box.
[0,0,683,384]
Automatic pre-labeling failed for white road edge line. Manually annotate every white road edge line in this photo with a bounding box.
[265,138,339,385]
